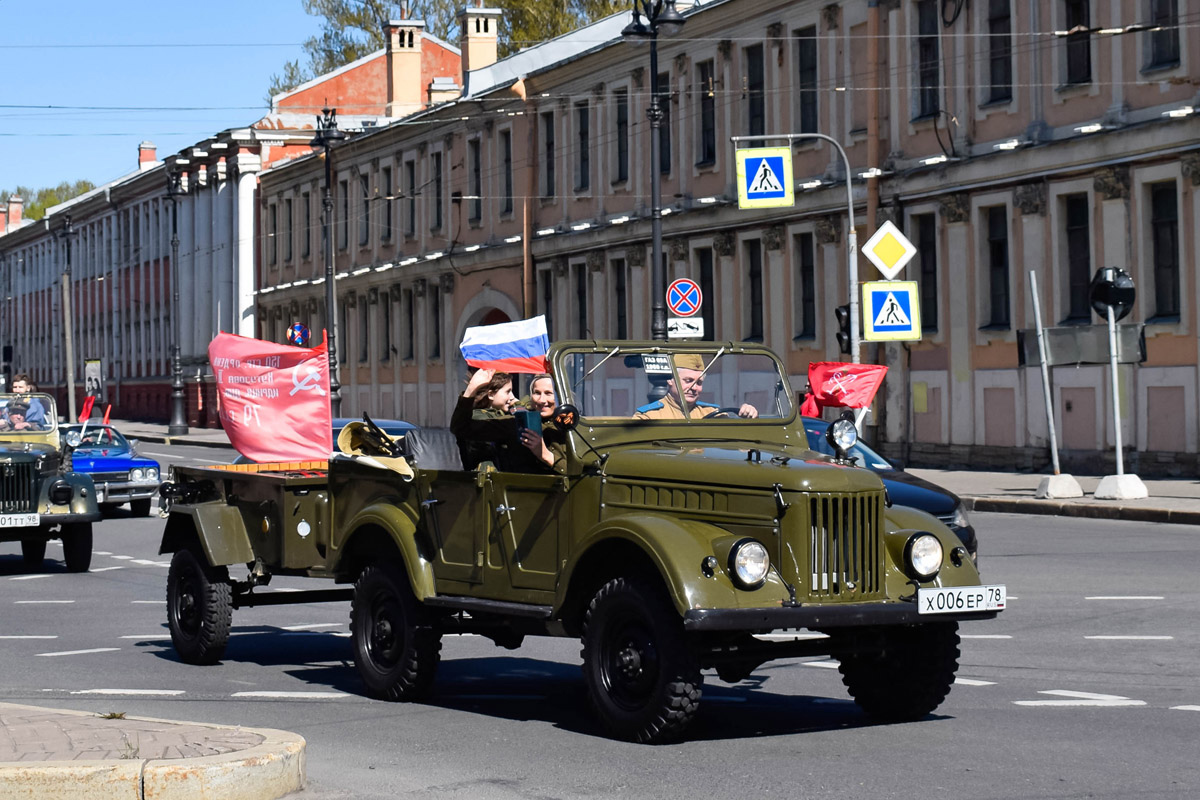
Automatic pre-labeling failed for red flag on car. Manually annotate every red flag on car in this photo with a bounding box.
[806,362,888,411]
[78,394,95,422]
[208,331,333,462]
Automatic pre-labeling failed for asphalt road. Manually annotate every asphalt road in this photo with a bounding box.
[2,459,1197,800]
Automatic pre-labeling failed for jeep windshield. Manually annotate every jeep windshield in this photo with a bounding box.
[0,392,57,435]
[557,343,794,423]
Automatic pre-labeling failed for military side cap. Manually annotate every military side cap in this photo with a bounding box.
[673,354,706,371]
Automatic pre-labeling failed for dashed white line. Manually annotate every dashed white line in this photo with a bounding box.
[802,659,840,669]
[1015,690,1145,707]
[94,551,112,556]
[70,689,186,696]
[15,600,75,604]
[9,574,52,581]
[1085,635,1173,641]
[0,635,58,640]
[110,555,134,561]
[131,600,164,604]
[1172,705,1200,712]
[962,634,1012,639]
[90,566,125,573]
[36,648,120,658]
[955,678,997,687]
[281,623,344,631]
[1086,596,1164,601]
[119,634,171,640]
[131,559,161,566]
[231,691,349,699]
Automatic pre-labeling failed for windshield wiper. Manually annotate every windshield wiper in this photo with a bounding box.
[571,347,620,392]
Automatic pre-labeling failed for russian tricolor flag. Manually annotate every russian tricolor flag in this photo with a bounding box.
[459,315,550,374]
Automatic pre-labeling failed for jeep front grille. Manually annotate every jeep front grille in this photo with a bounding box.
[0,463,38,513]
[807,491,883,597]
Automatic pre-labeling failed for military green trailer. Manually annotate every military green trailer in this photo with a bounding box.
[159,341,1005,743]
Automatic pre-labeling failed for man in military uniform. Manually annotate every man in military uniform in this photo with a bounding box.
[634,354,758,420]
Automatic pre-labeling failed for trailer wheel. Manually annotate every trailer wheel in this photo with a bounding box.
[350,563,441,701]
[838,622,960,721]
[167,548,232,665]
[61,524,93,573]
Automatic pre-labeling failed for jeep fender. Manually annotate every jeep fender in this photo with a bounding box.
[882,505,984,589]
[558,513,792,618]
[159,502,254,567]
[338,503,435,600]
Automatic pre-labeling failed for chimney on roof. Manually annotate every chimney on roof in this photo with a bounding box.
[458,2,501,76]
[6,196,22,231]
[138,141,157,170]
[385,18,426,117]
[0,207,7,235]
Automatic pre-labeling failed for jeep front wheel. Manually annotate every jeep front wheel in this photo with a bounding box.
[837,622,960,721]
[166,549,232,665]
[130,498,153,517]
[20,538,46,571]
[350,564,441,701]
[581,576,702,744]
[61,524,92,573]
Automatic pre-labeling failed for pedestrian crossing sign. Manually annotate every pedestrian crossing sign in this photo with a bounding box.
[862,280,922,341]
[735,147,794,209]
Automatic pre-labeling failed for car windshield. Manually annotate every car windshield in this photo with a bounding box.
[0,392,57,434]
[71,425,130,451]
[559,345,794,422]
[801,418,892,471]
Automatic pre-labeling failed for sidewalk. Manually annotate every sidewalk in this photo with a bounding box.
[0,703,304,800]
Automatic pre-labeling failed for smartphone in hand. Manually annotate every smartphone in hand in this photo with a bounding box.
[515,409,541,436]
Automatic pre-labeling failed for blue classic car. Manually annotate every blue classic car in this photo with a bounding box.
[64,424,161,517]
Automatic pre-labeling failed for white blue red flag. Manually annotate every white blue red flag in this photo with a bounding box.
[459,315,550,374]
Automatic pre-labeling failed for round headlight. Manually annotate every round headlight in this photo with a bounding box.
[728,539,770,589]
[146,467,159,481]
[130,468,144,481]
[826,418,858,456]
[49,480,74,505]
[905,532,943,580]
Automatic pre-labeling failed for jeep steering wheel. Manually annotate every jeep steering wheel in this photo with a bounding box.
[704,407,746,419]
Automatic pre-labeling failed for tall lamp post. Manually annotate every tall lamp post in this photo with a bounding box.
[165,168,189,435]
[311,108,346,415]
[622,0,685,340]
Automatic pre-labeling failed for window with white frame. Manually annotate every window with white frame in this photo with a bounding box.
[915,0,940,118]
[745,239,764,340]
[982,206,1010,329]
[541,112,556,199]
[696,61,716,165]
[1063,194,1092,321]
[794,233,816,338]
[914,213,938,332]
[614,89,630,183]
[796,26,818,133]
[986,0,1012,103]
[1063,0,1091,85]
[1146,0,1179,69]
[468,139,482,222]
[575,102,590,192]
[1149,181,1179,319]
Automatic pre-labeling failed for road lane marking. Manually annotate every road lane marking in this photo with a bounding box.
[15,600,75,604]
[70,689,186,696]
[131,559,161,566]
[1085,635,1173,640]
[1015,690,1145,707]
[110,555,134,560]
[281,623,344,631]
[802,659,840,669]
[131,600,164,604]
[142,450,226,464]
[36,648,120,657]
[9,574,52,581]
[1086,596,1163,600]
[120,634,171,640]
[0,635,58,639]
[1172,705,1200,712]
[231,691,349,699]
[962,634,1012,639]
[90,566,125,573]
[955,678,997,686]
[95,551,112,555]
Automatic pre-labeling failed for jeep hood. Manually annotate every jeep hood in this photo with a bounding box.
[603,442,886,493]
[0,442,58,460]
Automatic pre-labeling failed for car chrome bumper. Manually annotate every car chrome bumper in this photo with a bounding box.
[683,601,1000,632]
[93,481,159,504]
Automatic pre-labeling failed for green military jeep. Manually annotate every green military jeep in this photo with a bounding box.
[159,341,1004,743]
[0,392,100,572]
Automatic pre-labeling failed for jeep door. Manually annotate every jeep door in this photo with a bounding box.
[482,471,563,595]
[416,470,484,586]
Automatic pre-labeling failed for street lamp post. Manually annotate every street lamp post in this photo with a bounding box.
[312,107,346,415]
[165,169,189,435]
[622,0,685,341]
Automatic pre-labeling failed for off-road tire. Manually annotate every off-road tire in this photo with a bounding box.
[20,538,46,571]
[61,524,93,573]
[130,498,153,517]
[350,563,441,701]
[838,622,960,721]
[581,575,702,744]
[166,548,232,665]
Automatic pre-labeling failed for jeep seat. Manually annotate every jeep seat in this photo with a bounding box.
[404,428,464,471]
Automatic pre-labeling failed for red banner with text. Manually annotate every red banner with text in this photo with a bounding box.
[807,362,888,410]
[208,332,333,462]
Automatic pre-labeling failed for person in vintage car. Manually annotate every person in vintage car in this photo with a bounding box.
[633,353,758,420]
[63,424,161,517]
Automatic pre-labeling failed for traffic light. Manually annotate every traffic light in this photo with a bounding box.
[834,304,852,355]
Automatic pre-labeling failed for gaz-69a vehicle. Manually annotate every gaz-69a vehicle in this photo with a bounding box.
[0,393,100,572]
[159,341,1005,743]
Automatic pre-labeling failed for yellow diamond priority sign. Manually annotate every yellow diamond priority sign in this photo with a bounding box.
[863,219,917,280]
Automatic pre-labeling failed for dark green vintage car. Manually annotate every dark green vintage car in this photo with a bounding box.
[0,393,100,572]
[159,341,1004,743]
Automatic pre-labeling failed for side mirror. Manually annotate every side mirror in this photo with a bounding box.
[553,404,579,431]
[65,430,82,449]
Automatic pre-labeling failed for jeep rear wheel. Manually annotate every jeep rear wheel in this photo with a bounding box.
[837,622,960,721]
[167,549,232,665]
[20,538,46,570]
[581,576,702,744]
[61,524,92,573]
[350,564,441,701]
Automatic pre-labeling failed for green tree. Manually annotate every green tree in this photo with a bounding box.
[0,181,96,222]
[268,0,624,99]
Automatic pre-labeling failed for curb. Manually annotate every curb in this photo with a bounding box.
[964,496,1200,526]
[0,705,305,800]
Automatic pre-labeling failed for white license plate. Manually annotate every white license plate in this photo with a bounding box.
[918,585,1006,615]
[0,513,40,528]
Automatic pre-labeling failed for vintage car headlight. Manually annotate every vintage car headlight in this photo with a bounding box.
[49,480,74,505]
[145,467,159,481]
[825,416,858,458]
[904,532,943,580]
[728,538,770,589]
[131,468,145,481]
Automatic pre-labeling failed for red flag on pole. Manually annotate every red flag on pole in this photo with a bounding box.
[78,394,95,422]
[208,331,333,462]
[102,404,111,425]
[806,362,888,410]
